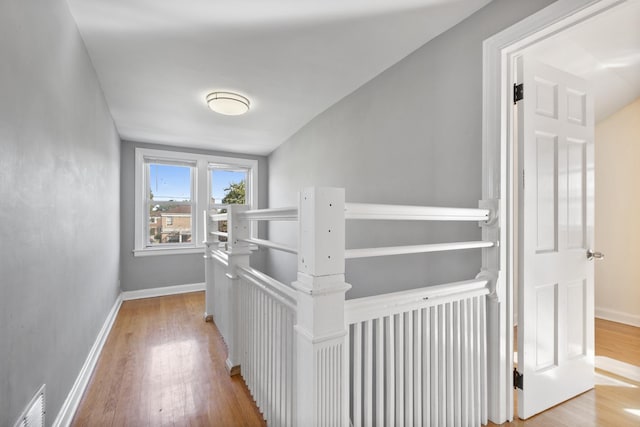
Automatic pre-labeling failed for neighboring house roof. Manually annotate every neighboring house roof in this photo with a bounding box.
[151,205,191,214]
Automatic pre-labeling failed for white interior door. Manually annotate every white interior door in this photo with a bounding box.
[516,56,595,419]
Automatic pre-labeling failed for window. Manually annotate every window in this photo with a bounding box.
[209,165,250,242]
[134,148,258,256]
[210,166,249,207]
[146,162,194,247]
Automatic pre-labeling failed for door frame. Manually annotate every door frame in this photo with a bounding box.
[481,0,627,423]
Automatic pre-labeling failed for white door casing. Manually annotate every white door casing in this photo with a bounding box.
[482,0,625,423]
[516,56,595,419]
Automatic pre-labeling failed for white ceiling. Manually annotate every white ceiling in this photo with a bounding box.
[67,0,492,155]
[526,0,640,122]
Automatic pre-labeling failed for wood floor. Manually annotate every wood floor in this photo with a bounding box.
[73,292,639,426]
[488,319,640,427]
[72,292,265,427]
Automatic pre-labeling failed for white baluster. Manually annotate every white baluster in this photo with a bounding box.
[286,310,293,427]
[353,323,362,427]
[385,315,395,427]
[375,317,384,427]
[438,305,446,426]
[364,320,373,427]
[473,296,481,427]
[453,301,462,427]
[430,306,439,426]
[405,311,413,427]
[413,309,422,427]
[422,307,430,426]
[468,297,474,427]
[395,313,404,427]
[275,303,282,426]
[480,296,487,425]
[446,303,454,426]
[461,298,469,427]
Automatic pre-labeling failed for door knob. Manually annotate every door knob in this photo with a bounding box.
[587,250,604,261]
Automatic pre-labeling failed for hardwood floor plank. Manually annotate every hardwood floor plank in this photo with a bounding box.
[72,292,265,427]
[491,319,640,426]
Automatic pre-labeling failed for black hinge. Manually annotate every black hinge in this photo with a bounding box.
[513,368,523,390]
[514,83,524,104]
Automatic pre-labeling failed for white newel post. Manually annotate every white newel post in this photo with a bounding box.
[294,187,351,426]
[204,210,218,322]
[224,204,251,376]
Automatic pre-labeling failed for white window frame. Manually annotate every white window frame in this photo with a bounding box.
[208,163,253,210]
[134,147,258,256]
[144,159,196,249]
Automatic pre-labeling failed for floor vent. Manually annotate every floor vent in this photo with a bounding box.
[14,385,45,427]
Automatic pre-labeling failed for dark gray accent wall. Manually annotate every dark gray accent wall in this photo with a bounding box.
[267,0,555,299]
[120,140,268,292]
[0,0,121,425]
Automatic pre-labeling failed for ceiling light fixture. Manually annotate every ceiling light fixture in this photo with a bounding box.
[206,91,250,116]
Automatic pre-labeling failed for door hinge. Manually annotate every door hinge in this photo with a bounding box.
[522,169,525,188]
[514,83,524,104]
[513,368,523,390]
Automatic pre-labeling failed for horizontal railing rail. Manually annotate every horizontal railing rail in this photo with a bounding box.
[237,265,297,304]
[209,212,229,221]
[345,279,489,325]
[240,238,298,255]
[209,248,229,266]
[345,202,490,222]
[345,241,494,260]
[238,207,299,221]
[209,231,228,238]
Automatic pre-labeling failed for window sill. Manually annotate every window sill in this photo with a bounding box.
[133,246,204,257]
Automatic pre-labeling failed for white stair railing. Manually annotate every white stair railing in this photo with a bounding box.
[237,265,297,427]
[346,280,489,427]
[204,187,494,427]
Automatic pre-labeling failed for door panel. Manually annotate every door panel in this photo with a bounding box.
[517,57,595,419]
[535,133,558,253]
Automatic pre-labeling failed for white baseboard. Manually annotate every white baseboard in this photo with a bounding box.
[52,295,123,427]
[122,282,205,301]
[52,282,206,426]
[596,307,640,327]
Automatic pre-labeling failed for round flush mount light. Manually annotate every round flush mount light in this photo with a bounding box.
[206,91,250,116]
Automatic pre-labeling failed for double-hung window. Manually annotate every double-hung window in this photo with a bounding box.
[209,164,251,242]
[134,147,257,256]
[145,160,195,246]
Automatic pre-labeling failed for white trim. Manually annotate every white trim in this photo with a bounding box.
[595,307,640,327]
[52,295,123,427]
[121,282,205,301]
[595,356,640,382]
[482,0,628,423]
[133,247,203,257]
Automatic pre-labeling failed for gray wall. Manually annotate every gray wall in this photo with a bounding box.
[0,0,121,425]
[267,0,555,299]
[120,140,268,292]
